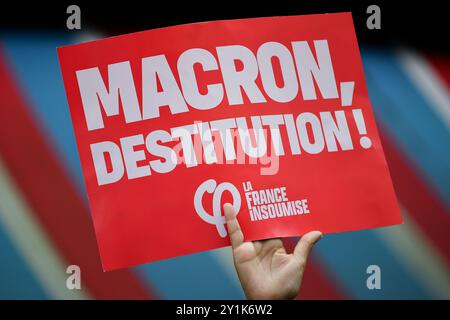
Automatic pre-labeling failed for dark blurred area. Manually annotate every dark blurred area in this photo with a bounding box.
[1,0,449,51]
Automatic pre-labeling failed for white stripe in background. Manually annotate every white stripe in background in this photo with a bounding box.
[0,157,90,299]
[375,208,450,299]
[397,49,450,131]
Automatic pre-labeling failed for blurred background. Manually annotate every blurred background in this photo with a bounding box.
[0,0,449,299]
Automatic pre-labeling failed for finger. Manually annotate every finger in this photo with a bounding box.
[293,231,322,263]
[224,203,244,249]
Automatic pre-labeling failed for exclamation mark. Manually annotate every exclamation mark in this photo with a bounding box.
[340,81,355,106]
[352,109,372,149]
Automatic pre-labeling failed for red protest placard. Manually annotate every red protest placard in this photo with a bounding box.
[58,12,402,271]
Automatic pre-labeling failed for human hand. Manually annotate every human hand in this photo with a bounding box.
[224,203,322,300]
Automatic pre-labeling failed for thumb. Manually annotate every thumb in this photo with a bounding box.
[293,231,322,263]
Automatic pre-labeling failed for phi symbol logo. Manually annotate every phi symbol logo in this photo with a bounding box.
[194,179,241,238]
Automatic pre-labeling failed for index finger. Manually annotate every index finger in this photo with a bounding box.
[223,203,244,249]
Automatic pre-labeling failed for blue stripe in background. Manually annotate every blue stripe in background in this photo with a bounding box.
[137,251,245,299]
[362,48,450,210]
[0,210,49,299]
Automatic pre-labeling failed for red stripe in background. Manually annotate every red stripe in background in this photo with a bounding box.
[282,239,347,300]
[427,54,450,89]
[0,48,155,299]
[380,130,450,267]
